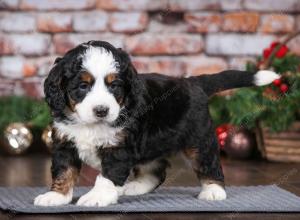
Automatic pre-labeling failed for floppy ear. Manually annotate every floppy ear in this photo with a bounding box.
[44,60,66,116]
[117,48,138,81]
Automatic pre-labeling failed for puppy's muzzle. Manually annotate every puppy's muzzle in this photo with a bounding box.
[93,105,109,118]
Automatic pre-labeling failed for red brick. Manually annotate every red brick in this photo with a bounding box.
[20,77,44,98]
[184,56,228,76]
[125,34,203,55]
[184,12,221,33]
[288,35,300,56]
[20,0,95,11]
[244,0,300,12]
[0,13,35,33]
[223,12,259,32]
[0,36,14,55]
[132,57,185,77]
[96,0,168,11]
[0,34,51,56]
[109,12,148,33]
[168,0,221,11]
[206,34,276,55]
[37,13,72,33]
[73,11,108,32]
[23,63,37,77]
[54,34,124,54]
[259,14,295,33]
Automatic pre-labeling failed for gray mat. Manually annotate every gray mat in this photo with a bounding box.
[0,185,300,213]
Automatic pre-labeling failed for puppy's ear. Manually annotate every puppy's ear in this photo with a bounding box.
[117,48,137,80]
[44,59,66,116]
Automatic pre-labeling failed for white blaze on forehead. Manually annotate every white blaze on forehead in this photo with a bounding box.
[82,46,118,78]
[73,45,121,124]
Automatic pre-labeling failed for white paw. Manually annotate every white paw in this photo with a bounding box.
[123,180,153,196]
[123,174,159,196]
[34,191,72,206]
[76,189,118,207]
[198,184,226,201]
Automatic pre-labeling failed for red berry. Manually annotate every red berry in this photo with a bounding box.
[276,45,288,58]
[263,48,272,59]
[216,126,224,135]
[270,42,279,49]
[273,78,282,87]
[280,84,288,93]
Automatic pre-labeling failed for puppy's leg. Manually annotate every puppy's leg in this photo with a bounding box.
[121,159,169,196]
[76,175,119,207]
[77,148,132,206]
[183,132,226,201]
[34,145,81,206]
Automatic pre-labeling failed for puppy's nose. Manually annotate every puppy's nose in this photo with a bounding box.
[93,106,109,118]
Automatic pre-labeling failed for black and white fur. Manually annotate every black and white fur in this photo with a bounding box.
[34,41,279,207]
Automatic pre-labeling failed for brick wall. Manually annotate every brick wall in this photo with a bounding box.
[1,0,300,97]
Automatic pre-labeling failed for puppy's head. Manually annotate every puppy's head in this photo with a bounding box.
[44,41,137,125]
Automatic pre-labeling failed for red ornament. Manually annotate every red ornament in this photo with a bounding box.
[275,45,288,58]
[272,78,282,87]
[280,84,289,93]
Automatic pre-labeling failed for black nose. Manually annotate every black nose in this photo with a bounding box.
[93,106,109,118]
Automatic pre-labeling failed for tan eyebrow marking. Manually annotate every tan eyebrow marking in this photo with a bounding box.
[81,71,94,84]
[105,73,118,85]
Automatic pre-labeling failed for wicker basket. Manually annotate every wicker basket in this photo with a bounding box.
[256,122,300,162]
[255,31,300,163]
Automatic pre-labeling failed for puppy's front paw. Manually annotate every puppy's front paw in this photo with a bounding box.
[34,191,72,206]
[76,189,118,207]
[198,184,226,201]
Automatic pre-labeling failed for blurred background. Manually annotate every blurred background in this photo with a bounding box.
[0,0,300,192]
[1,0,300,98]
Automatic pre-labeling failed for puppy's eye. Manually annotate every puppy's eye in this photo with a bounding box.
[79,82,90,91]
[110,80,123,90]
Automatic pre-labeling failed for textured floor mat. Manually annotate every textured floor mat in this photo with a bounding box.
[0,185,299,213]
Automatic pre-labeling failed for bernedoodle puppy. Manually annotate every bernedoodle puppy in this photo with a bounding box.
[34,41,279,207]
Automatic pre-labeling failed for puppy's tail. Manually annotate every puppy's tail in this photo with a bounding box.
[196,70,280,96]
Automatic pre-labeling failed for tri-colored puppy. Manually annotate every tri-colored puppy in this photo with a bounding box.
[34,41,279,206]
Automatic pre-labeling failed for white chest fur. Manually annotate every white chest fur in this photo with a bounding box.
[54,122,123,170]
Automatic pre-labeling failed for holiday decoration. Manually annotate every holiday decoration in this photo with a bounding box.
[224,128,256,159]
[1,123,33,155]
[0,96,51,155]
[216,124,233,150]
[210,33,300,133]
[209,31,300,162]
[41,125,53,152]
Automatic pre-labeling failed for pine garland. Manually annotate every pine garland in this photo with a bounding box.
[210,39,300,132]
[0,96,51,132]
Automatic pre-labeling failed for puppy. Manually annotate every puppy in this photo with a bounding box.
[34,41,279,206]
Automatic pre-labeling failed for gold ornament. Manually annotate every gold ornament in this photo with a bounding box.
[1,123,33,155]
[41,125,53,152]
